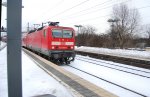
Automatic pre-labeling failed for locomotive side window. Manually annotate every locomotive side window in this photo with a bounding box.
[43,30,46,38]
[52,29,62,38]
[63,30,73,38]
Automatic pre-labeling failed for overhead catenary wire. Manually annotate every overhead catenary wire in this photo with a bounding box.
[43,0,121,22]
[33,0,130,29]
[32,0,65,22]
[34,0,113,23]
[59,0,130,21]
[34,0,128,25]
[28,0,88,31]
[63,4,150,26]
[47,0,90,19]
[138,5,150,10]
[58,0,130,25]
[64,14,111,25]
[30,0,150,31]
[59,0,113,19]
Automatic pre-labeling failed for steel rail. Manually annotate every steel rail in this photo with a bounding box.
[67,65,147,97]
[76,58,150,78]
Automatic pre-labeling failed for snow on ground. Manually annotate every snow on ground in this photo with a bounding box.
[0,46,8,97]
[0,47,74,97]
[1,43,150,97]
[0,41,6,51]
[63,55,150,97]
[76,55,150,77]
[75,46,150,60]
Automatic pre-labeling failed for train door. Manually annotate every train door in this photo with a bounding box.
[37,30,42,52]
[41,29,48,55]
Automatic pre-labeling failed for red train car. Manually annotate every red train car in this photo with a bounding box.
[22,22,75,64]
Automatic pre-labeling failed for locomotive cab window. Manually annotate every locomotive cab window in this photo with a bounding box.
[63,30,73,38]
[52,29,62,38]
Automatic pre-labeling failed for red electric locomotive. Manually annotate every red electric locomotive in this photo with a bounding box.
[22,22,75,64]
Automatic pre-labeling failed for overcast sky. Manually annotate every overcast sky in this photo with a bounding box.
[1,0,150,33]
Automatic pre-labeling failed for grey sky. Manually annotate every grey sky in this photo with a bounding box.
[1,0,150,33]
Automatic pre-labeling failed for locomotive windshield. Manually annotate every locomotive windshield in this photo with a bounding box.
[52,29,73,38]
[52,29,62,38]
[63,30,73,38]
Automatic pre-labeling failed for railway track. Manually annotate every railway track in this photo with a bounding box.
[77,55,150,74]
[23,48,149,97]
[23,48,118,97]
[76,56,150,78]
[66,64,147,97]
[76,51,150,69]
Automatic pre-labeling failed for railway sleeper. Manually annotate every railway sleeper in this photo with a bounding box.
[76,51,150,69]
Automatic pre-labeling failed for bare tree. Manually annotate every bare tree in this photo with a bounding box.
[76,25,97,46]
[145,24,150,39]
[111,3,140,48]
[143,24,150,46]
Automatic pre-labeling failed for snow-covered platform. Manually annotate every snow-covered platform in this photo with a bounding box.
[75,46,150,61]
[0,47,74,97]
[23,48,117,97]
[33,94,56,97]
[0,41,7,51]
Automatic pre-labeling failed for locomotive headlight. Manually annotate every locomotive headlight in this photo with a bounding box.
[52,46,55,49]
[71,46,73,49]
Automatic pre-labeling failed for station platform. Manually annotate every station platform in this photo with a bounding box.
[0,41,6,51]
[23,48,117,97]
[34,94,56,97]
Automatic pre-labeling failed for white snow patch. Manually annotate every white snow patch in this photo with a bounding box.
[0,47,74,97]
[63,55,150,97]
[75,46,150,60]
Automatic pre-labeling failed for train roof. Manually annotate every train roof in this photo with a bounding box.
[27,25,74,34]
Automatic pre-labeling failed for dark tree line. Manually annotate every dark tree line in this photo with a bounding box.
[76,25,150,48]
[76,3,150,49]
